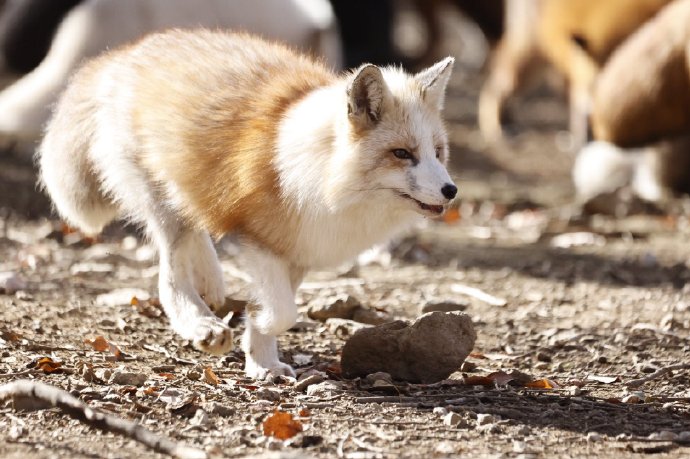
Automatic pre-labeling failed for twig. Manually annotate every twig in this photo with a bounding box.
[0,379,206,459]
[0,370,39,379]
[336,432,349,458]
[450,284,507,306]
[351,434,386,453]
[626,363,690,388]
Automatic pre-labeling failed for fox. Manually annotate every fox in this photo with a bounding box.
[37,29,457,379]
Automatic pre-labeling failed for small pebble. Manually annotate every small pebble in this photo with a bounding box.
[294,374,324,392]
[421,301,467,313]
[678,431,690,442]
[513,441,527,453]
[109,371,147,387]
[256,388,282,402]
[266,437,284,451]
[566,386,581,396]
[443,412,461,427]
[460,361,477,372]
[433,407,448,416]
[207,402,235,417]
[622,392,644,404]
[189,409,210,427]
[516,426,531,436]
[9,424,24,440]
[586,432,602,442]
[435,441,456,454]
[648,431,678,441]
[476,413,496,426]
[305,381,343,397]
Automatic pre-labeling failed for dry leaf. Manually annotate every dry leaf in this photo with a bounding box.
[298,408,311,417]
[203,366,221,385]
[442,207,461,224]
[158,372,175,380]
[143,386,159,396]
[35,357,62,374]
[463,371,519,387]
[263,411,303,440]
[326,363,342,377]
[525,378,559,389]
[468,352,486,359]
[463,375,496,386]
[131,296,163,318]
[1,330,21,342]
[84,335,123,360]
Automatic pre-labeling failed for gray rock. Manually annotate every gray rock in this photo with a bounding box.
[351,307,390,325]
[340,311,476,383]
[256,387,282,402]
[294,374,325,392]
[421,301,467,314]
[307,294,361,321]
[109,370,147,387]
[443,412,462,426]
[305,381,343,397]
[206,402,235,417]
[326,318,370,336]
[476,413,497,426]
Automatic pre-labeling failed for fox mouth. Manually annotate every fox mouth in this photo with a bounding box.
[398,192,445,215]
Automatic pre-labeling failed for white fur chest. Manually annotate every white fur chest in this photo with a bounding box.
[288,199,417,269]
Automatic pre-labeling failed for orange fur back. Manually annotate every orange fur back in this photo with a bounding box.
[126,31,334,254]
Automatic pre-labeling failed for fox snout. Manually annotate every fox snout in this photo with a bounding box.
[441,183,457,200]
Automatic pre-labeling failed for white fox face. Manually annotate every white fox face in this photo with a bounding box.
[345,58,457,216]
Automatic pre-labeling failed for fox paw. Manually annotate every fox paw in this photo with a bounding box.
[190,263,226,310]
[245,359,295,380]
[190,317,233,355]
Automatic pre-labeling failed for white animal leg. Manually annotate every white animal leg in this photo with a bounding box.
[186,232,226,312]
[240,244,302,379]
[153,222,233,355]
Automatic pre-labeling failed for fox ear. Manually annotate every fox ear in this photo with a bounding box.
[415,56,454,110]
[347,64,388,128]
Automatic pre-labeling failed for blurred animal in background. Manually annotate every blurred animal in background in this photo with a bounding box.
[0,0,80,77]
[574,0,690,212]
[330,0,503,70]
[0,0,341,146]
[410,0,504,67]
[479,0,672,149]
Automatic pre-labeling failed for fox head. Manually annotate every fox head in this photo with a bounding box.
[334,57,457,216]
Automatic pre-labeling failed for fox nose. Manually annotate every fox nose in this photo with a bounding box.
[441,183,457,200]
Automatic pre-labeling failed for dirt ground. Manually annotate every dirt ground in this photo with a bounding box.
[1,33,690,459]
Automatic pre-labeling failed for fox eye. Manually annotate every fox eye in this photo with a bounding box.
[435,146,443,159]
[392,149,413,160]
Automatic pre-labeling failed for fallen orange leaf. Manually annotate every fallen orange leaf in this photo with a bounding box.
[84,336,123,360]
[130,296,140,306]
[525,378,558,389]
[463,375,495,386]
[443,207,461,224]
[35,357,62,374]
[158,372,175,380]
[463,371,516,386]
[203,366,221,385]
[143,386,159,396]
[263,411,303,440]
